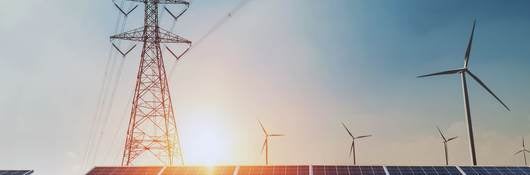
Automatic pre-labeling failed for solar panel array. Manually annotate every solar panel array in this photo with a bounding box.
[0,170,34,175]
[162,166,235,175]
[86,167,163,175]
[87,165,530,175]
[313,166,385,175]
[460,166,530,175]
[238,166,309,175]
[386,166,461,175]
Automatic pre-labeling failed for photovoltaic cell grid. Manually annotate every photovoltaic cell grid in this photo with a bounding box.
[86,166,530,175]
[0,170,33,175]
[86,167,163,175]
[162,166,236,175]
[312,166,386,175]
[460,166,530,175]
[238,166,309,175]
[386,166,461,175]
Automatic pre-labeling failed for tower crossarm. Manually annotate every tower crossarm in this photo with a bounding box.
[126,0,190,5]
[111,26,192,44]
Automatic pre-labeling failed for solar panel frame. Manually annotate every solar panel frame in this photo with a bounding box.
[459,166,530,175]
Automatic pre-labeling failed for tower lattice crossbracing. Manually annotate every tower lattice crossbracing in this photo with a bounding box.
[110,0,191,166]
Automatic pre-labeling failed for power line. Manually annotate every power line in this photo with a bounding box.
[167,0,255,79]
[90,56,127,166]
[103,94,132,163]
[89,1,137,168]
[81,0,130,171]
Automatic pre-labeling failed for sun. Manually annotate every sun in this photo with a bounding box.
[180,109,232,166]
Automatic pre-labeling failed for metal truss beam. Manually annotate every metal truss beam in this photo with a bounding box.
[126,0,190,5]
[111,27,191,44]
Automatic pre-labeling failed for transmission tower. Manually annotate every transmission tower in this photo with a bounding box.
[110,0,191,166]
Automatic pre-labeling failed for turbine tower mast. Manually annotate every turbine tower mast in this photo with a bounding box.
[110,0,192,166]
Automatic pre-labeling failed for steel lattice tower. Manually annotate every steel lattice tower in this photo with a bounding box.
[110,0,191,166]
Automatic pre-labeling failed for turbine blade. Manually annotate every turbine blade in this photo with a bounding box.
[417,68,465,78]
[258,120,268,135]
[270,134,284,137]
[523,137,526,148]
[355,135,372,139]
[464,20,476,68]
[436,126,447,141]
[349,141,354,157]
[466,70,510,111]
[515,150,524,155]
[447,136,458,142]
[341,122,354,138]
[525,149,530,153]
[261,139,266,154]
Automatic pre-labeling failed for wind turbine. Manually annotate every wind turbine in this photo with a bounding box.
[514,137,530,166]
[341,122,372,165]
[436,126,457,165]
[258,120,284,165]
[418,20,510,165]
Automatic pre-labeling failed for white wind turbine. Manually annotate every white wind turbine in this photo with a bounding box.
[436,126,457,165]
[418,20,510,165]
[341,122,371,165]
[259,120,284,165]
[514,137,530,166]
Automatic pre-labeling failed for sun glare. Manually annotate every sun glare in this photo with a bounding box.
[181,109,233,166]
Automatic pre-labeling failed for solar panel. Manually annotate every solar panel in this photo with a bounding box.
[161,166,236,175]
[86,166,163,175]
[86,165,530,175]
[0,170,33,175]
[237,166,309,175]
[386,166,461,175]
[460,166,530,175]
[312,166,386,175]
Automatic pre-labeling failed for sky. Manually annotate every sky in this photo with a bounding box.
[1,0,530,174]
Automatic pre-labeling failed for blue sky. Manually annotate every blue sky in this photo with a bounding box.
[1,0,530,174]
